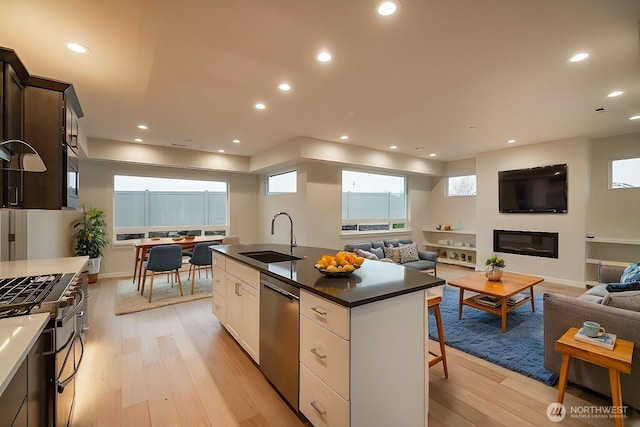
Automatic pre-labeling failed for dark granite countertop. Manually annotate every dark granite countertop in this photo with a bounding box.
[211,243,445,307]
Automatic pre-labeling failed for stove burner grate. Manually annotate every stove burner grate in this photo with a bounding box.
[0,274,63,318]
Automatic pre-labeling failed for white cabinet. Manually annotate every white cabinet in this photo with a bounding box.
[424,229,476,268]
[300,289,428,427]
[211,254,260,363]
[300,290,350,425]
[212,265,226,323]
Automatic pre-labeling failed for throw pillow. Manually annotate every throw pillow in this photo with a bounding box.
[369,247,385,260]
[605,281,640,293]
[399,243,420,263]
[384,246,401,263]
[621,263,640,284]
[602,290,640,312]
[354,248,378,260]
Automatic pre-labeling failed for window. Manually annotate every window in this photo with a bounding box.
[342,170,407,232]
[611,158,640,189]
[113,176,228,241]
[268,170,297,194]
[447,175,477,196]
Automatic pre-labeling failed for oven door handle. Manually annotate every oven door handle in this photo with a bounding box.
[57,313,85,393]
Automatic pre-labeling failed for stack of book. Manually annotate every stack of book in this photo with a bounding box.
[474,295,501,307]
[574,327,617,350]
[507,293,528,306]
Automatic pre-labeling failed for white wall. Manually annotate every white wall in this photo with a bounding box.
[587,132,640,239]
[427,158,477,233]
[80,159,259,277]
[259,162,434,252]
[476,137,590,286]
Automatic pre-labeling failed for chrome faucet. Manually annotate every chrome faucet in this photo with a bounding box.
[271,212,297,253]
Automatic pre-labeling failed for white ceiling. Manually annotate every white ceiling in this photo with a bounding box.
[1,0,639,162]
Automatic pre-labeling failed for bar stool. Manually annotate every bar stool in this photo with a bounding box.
[428,295,449,378]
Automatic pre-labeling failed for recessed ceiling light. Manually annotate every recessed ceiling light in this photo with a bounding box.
[377,1,398,16]
[134,138,143,142]
[390,145,397,150]
[607,91,624,98]
[569,52,589,63]
[137,124,148,130]
[66,42,90,54]
[508,139,516,144]
[232,139,240,143]
[278,83,292,91]
[429,153,436,157]
[340,135,349,140]
[218,149,225,153]
[630,115,640,121]
[255,103,266,110]
[317,51,332,63]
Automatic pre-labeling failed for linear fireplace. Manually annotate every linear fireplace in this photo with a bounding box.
[493,230,559,258]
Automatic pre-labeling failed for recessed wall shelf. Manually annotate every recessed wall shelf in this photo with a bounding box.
[424,230,476,269]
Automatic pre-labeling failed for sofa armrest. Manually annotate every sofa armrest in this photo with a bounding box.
[418,250,437,263]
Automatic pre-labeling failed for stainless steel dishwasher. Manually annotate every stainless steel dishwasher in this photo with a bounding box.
[259,273,300,410]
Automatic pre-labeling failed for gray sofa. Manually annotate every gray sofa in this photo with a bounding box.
[543,265,640,409]
[344,239,437,273]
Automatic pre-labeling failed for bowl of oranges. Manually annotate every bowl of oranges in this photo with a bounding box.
[314,251,364,277]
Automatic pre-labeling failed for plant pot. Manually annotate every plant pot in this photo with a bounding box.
[485,265,504,281]
[87,257,101,283]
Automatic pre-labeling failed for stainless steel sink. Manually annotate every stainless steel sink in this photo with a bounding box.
[239,250,303,263]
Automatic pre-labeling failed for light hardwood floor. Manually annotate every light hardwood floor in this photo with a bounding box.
[73,265,639,426]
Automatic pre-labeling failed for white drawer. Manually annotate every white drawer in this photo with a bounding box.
[213,251,226,269]
[212,292,226,323]
[300,364,349,427]
[300,290,350,340]
[213,266,225,295]
[226,258,259,289]
[300,316,349,400]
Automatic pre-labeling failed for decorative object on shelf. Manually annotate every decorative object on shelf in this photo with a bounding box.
[443,224,453,230]
[485,256,505,281]
[468,255,473,263]
[450,252,458,259]
[461,254,466,262]
[435,224,442,230]
[73,205,109,283]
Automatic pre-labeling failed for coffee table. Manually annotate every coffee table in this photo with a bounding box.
[447,271,544,333]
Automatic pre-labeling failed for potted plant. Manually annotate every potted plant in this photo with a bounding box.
[485,255,505,281]
[73,205,109,283]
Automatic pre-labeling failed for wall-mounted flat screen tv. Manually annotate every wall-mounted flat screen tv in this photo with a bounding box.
[498,164,568,213]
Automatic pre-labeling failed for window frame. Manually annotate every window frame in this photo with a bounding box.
[610,157,640,189]
[446,174,477,197]
[341,169,409,235]
[267,170,297,194]
[112,175,229,244]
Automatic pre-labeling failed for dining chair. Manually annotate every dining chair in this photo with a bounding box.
[221,235,240,245]
[140,244,184,302]
[188,242,217,294]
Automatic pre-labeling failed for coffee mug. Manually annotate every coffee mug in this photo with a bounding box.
[583,321,605,338]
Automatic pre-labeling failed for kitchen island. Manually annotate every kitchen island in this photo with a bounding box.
[211,243,444,427]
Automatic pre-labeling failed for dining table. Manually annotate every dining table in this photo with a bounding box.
[133,236,224,286]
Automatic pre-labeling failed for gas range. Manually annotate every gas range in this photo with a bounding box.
[0,273,79,319]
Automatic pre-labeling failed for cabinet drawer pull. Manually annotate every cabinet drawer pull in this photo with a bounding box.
[310,347,327,360]
[310,401,327,415]
[310,307,327,316]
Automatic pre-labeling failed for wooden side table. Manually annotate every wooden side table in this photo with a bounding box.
[555,327,634,427]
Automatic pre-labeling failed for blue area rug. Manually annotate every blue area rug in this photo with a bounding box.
[429,285,558,386]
